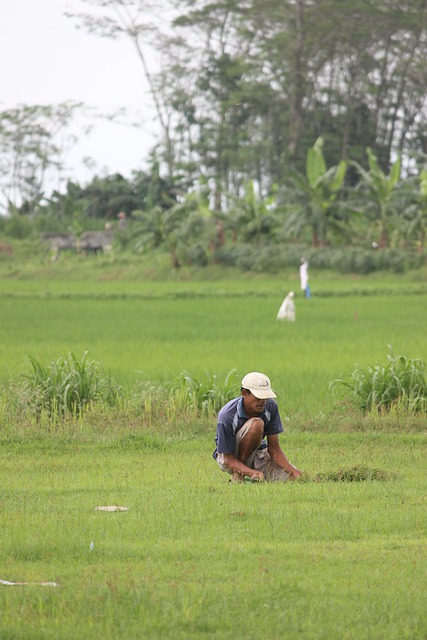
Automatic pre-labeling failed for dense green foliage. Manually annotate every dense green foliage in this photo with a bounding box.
[1,163,427,275]
[2,3,426,269]
[8,346,427,423]
[2,135,427,276]
[69,0,427,196]
[171,370,241,415]
[20,352,123,417]
[331,348,427,413]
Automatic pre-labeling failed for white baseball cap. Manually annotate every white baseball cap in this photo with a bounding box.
[241,372,276,399]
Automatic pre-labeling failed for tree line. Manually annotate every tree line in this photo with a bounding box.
[66,0,427,202]
[0,1,426,271]
[1,138,426,276]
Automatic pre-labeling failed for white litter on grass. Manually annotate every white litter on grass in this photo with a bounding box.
[95,506,129,512]
[0,579,58,587]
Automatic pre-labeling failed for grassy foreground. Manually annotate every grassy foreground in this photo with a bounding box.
[0,431,425,640]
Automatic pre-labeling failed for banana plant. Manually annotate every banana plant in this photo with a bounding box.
[228,180,278,245]
[287,137,347,246]
[402,167,427,254]
[133,190,215,268]
[352,148,401,248]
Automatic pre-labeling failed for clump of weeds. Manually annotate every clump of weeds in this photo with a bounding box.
[299,464,393,483]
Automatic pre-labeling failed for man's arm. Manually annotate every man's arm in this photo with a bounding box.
[221,454,264,480]
[267,434,302,479]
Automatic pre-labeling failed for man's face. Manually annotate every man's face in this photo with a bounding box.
[242,389,266,417]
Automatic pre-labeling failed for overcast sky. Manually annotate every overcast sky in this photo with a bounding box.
[1,0,159,186]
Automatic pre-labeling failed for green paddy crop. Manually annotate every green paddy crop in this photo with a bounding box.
[1,277,427,415]
[0,269,426,639]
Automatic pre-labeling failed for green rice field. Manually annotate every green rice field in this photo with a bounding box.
[1,274,426,413]
[0,265,426,639]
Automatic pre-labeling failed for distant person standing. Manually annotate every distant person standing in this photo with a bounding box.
[300,257,310,298]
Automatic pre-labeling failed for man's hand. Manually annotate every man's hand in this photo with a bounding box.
[288,466,303,480]
[248,470,265,482]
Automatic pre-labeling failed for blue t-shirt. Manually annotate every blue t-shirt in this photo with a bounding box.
[213,396,284,460]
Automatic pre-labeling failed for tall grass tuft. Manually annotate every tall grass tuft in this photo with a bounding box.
[331,346,427,413]
[20,351,122,417]
[171,369,240,415]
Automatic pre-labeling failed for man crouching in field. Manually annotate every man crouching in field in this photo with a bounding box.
[213,372,302,482]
